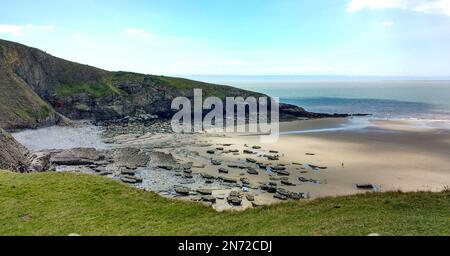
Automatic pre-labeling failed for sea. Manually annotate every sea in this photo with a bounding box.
[186,76,450,130]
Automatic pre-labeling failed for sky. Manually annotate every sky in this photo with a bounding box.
[1,0,450,76]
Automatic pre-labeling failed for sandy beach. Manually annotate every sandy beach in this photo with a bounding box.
[13,117,450,211]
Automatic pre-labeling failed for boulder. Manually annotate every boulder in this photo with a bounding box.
[50,148,101,165]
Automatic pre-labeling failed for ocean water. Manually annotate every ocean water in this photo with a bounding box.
[211,79,450,128]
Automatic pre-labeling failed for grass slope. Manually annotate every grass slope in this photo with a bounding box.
[0,171,448,236]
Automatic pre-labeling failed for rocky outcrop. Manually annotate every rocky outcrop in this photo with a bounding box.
[0,39,350,131]
[0,128,29,172]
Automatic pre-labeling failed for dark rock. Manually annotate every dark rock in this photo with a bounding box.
[356,184,374,190]
[157,165,173,170]
[206,150,215,154]
[281,179,296,186]
[197,188,213,195]
[243,150,255,154]
[121,169,136,175]
[275,169,290,176]
[219,176,237,183]
[211,159,222,166]
[252,146,262,149]
[201,195,216,203]
[218,167,229,174]
[175,187,190,195]
[247,168,259,175]
[246,158,257,163]
[227,191,243,206]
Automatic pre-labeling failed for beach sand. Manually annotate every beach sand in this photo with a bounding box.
[172,118,450,207]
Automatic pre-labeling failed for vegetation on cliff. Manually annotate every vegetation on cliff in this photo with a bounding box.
[0,39,314,130]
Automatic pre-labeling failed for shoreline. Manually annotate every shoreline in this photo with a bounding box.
[11,117,450,211]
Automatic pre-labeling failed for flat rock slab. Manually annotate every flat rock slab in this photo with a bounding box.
[50,148,102,165]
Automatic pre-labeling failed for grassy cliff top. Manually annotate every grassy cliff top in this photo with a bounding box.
[0,171,448,236]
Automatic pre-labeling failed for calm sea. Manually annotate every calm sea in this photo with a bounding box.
[186,76,450,129]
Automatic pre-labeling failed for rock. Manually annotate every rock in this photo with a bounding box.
[275,169,290,176]
[306,153,315,156]
[292,162,302,165]
[50,148,101,165]
[229,149,239,153]
[184,173,193,179]
[252,146,262,149]
[356,184,374,190]
[243,150,255,154]
[246,194,255,201]
[281,179,296,186]
[27,151,53,172]
[201,195,216,203]
[274,193,288,200]
[269,150,279,154]
[260,183,277,193]
[257,163,268,169]
[201,173,214,179]
[206,150,215,154]
[157,165,173,170]
[227,191,243,206]
[121,176,140,184]
[197,188,213,195]
[247,168,259,175]
[272,165,286,171]
[211,159,222,166]
[121,169,136,175]
[240,177,250,185]
[175,187,190,195]
[216,147,224,151]
[219,176,237,183]
[298,177,318,183]
[227,164,239,168]
[218,167,229,174]
[98,171,113,176]
[107,147,149,169]
[246,158,257,163]
[223,144,232,147]
[183,169,193,174]
[266,155,279,161]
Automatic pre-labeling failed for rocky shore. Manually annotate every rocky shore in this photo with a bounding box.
[8,120,344,211]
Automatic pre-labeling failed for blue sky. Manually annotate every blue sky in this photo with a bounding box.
[1,0,450,76]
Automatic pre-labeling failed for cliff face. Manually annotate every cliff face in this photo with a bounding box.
[0,39,332,131]
[0,128,29,171]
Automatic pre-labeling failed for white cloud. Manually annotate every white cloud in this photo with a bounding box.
[0,24,55,36]
[125,28,151,38]
[0,24,25,36]
[347,0,450,16]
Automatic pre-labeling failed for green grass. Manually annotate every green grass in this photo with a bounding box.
[54,78,122,98]
[0,171,448,236]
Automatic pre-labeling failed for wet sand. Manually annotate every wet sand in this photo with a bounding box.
[198,118,450,198]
